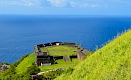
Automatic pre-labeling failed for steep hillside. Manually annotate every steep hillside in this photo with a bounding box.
[55,30,131,80]
[15,53,35,74]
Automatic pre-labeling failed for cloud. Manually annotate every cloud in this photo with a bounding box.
[47,0,69,7]
[90,4,99,8]
[109,0,131,3]
[70,2,77,8]
[21,0,35,6]
[0,0,70,7]
[0,0,40,7]
[69,2,100,8]
[0,0,103,9]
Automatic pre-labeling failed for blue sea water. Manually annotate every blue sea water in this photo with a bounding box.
[0,15,131,63]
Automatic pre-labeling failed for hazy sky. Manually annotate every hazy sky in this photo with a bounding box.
[0,0,131,15]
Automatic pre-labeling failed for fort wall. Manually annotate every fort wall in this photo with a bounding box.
[34,42,89,66]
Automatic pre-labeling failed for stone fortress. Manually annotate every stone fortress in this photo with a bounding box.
[34,42,89,66]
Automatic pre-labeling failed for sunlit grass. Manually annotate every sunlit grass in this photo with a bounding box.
[47,46,78,56]
[15,53,35,74]
[40,48,47,52]
[0,72,2,79]
[40,46,78,56]
[55,30,131,80]
[39,58,80,72]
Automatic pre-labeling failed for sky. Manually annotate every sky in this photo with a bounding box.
[0,0,131,15]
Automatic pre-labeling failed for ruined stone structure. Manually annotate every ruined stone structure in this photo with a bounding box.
[77,49,89,61]
[34,42,89,66]
[0,62,10,71]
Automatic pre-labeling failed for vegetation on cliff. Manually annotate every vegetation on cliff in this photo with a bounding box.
[16,53,35,74]
[0,54,40,80]
[0,52,81,79]
[55,30,131,80]
[1,30,131,80]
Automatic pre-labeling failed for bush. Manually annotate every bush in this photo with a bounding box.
[13,73,32,80]
[1,54,32,80]
[64,67,74,75]
[43,68,64,80]
[26,63,40,75]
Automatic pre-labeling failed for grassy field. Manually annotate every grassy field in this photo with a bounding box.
[39,58,80,71]
[40,48,47,52]
[41,46,78,56]
[0,72,2,79]
[15,53,35,74]
[55,30,131,80]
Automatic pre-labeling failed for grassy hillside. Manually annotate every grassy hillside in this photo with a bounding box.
[55,30,131,80]
[15,53,35,74]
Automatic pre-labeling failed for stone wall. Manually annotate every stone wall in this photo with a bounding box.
[64,42,76,47]
[51,42,63,46]
[77,48,89,61]
[53,56,63,60]
[34,42,89,66]
[63,56,71,62]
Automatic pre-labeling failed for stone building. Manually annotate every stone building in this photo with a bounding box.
[34,42,89,66]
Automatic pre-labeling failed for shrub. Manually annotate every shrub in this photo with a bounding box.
[64,67,74,75]
[26,63,40,75]
[43,68,64,79]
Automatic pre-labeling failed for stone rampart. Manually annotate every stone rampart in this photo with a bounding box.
[34,42,89,66]
[63,56,71,62]
[77,48,89,61]
[64,42,76,47]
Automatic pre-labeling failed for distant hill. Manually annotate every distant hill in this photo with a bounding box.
[55,30,131,80]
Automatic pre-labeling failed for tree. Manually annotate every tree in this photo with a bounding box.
[26,63,40,75]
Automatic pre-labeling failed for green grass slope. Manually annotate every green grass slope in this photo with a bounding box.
[55,30,131,80]
[16,53,35,74]
[40,58,80,71]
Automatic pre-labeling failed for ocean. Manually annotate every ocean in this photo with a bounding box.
[0,15,131,63]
